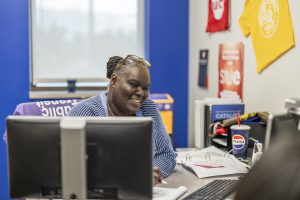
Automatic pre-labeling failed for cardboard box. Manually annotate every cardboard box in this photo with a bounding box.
[150,93,174,135]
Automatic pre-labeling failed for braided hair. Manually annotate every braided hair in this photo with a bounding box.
[106,55,150,79]
[106,56,123,79]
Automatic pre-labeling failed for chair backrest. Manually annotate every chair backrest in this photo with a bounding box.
[3,99,81,142]
[4,93,174,142]
[12,99,80,116]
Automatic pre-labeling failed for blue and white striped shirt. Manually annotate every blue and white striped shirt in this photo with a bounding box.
[68,91,177,177]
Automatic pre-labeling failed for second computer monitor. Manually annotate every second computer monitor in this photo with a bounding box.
[6,116,153,200]
[265,113,300,150]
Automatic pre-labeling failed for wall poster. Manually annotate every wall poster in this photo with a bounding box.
[198,49,209,88]
[218,42,244,100]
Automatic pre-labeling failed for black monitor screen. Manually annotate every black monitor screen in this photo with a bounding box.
[265,113,300,150]
[6,116,152,199]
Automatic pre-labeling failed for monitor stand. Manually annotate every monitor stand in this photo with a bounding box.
[60,118,87,200]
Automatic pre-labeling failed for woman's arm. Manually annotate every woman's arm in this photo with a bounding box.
[152,108,177,178]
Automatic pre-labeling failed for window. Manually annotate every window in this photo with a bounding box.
[30,0,145,99]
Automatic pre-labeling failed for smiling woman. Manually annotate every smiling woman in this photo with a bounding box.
[68,54,177,183]
[107,55,150,116]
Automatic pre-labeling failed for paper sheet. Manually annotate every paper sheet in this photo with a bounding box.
[153,186,187,200]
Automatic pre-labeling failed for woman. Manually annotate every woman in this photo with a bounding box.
[68,54,177,184]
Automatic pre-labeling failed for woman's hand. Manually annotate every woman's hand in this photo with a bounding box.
[153,167,162,185]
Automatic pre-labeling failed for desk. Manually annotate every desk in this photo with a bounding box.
[159,164,239,199]
[26,164,238,200]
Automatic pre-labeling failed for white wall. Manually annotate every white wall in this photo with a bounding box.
[188,0,300,146]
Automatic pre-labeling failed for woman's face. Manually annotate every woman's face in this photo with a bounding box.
[111,65,150,116]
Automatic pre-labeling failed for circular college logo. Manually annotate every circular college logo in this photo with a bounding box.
[258,0,279,39]
[211,0,225,20]
[232,134,245,150]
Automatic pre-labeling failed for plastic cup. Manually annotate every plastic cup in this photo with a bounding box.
[230,125,250,159]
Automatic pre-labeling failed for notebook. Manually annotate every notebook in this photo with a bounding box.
[153,186,187,200]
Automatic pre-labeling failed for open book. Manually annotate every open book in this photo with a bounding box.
[181,146,249,178]
[153,186,187,200]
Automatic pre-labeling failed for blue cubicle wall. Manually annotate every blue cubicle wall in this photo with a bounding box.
[0,0,188,199]
[146,0,188,149]
[0,1,30,199]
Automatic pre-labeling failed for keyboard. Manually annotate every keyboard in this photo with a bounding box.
[183,179,239,200]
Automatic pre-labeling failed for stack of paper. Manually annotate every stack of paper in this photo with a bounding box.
[181,146,250,178]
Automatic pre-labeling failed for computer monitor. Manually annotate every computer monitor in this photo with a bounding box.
[6,116,153,200]
[265,113,300,150]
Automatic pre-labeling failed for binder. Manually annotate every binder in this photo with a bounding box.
[181,146,250,178]
[194,98,243,148]
[204,103,245,147]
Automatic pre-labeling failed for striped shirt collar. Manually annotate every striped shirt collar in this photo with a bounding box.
[99,90,142,117]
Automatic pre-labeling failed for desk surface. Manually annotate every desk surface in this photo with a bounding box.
[159,164,239,199]
[25,164,238,200]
